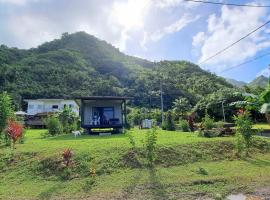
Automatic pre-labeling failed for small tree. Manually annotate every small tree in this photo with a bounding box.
[165,110,175,131]
[5,119,23,150]
[0,92,14,136]
[234,109,254,157]
[145,126,158,167]
[172,97,191,119]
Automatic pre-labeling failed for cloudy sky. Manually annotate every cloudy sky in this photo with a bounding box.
[0,0,270,82]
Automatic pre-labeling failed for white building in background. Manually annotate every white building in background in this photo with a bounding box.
[24,99,79,116]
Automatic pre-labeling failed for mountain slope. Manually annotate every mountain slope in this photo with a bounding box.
[248,75,268,88]
[0,31,234,109]
[226,78,246,87]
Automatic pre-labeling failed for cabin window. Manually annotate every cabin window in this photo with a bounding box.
[69,104,73,108]
[37,105,42,110]
[103,107,114,119]
[52,105,59,109]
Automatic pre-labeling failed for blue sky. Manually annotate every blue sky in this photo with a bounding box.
[0,0,270,83]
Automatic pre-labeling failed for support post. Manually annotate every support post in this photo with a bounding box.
[222,100,226,122]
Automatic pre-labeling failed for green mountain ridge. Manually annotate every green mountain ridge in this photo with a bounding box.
[248,75,268,88]
[0,31,234,109]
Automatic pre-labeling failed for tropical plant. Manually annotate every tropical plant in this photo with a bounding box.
[0,92,14,137]
[234,109,254,157]
[5,119,23,150]
[172,97,191,119]
[179,119,189,132]
[62,149,73,167]
[58,106,79,134]
[144,126,158,167]
[46,115,63,136]
[260,103,270,124]
[202,112,215,130]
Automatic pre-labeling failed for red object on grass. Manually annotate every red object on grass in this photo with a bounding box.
[6,120,23,148]
[62,149,73,167]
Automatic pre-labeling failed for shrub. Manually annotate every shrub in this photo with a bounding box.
[62,149,73,167]
[179,119,189,132]
[215,121,225,128]
[5,119,23,150]
[58,107,79,134]
[203,113,215,130]
[46,115,63,136]
[234,109,254,157]
[0,92,15,142]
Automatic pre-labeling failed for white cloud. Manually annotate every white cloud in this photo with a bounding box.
[193,5,270,72]
[192,32,206,47]
[141,14,200,48]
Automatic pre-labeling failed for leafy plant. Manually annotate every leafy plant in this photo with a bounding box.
[203,112,215,130]
[45,115,63,136]
[62,149,73,167]
[58,106,79,134]
[234,109,254,157]
[144,126,158,167]
[0,92,15,141]
[5,119,23,150]
[172,97,191,119]
[179,119,189,132]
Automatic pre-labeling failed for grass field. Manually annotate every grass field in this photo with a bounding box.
[0,128,270,200]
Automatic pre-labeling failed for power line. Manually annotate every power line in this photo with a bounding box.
[220,52,270,73]
[199,20,270,64]
[183,0,270,8]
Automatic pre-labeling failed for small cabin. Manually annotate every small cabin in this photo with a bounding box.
[77,96,131,134]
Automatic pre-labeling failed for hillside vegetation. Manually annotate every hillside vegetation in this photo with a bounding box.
[0,32,234,109]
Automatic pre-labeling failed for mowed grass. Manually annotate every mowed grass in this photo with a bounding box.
[0,128,269,200]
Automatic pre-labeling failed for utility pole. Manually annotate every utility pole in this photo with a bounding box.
[160,82,164,124]
[222,100,226,122]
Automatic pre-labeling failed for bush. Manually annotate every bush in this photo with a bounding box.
[215,121,225,128]
[234,109,255,157]
[46,115,63,136]
[58,107,79,134]
[203,113,215,130]
[0,92,15,142]
[179,120,189,132]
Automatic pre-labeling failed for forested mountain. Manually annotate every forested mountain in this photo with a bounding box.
[226,78,246,87]
[0,31,234,109]
[248,75,268,88]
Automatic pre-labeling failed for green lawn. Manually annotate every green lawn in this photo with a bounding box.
[0,128,269,200]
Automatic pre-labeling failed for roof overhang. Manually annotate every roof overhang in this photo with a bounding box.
[76,96,132,101]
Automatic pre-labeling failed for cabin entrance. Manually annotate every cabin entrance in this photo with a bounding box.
[92,107,114,125]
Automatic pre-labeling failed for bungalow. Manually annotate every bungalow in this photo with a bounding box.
[25,99,79,116]
[76,96,131,134]
[24,99,79,127]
